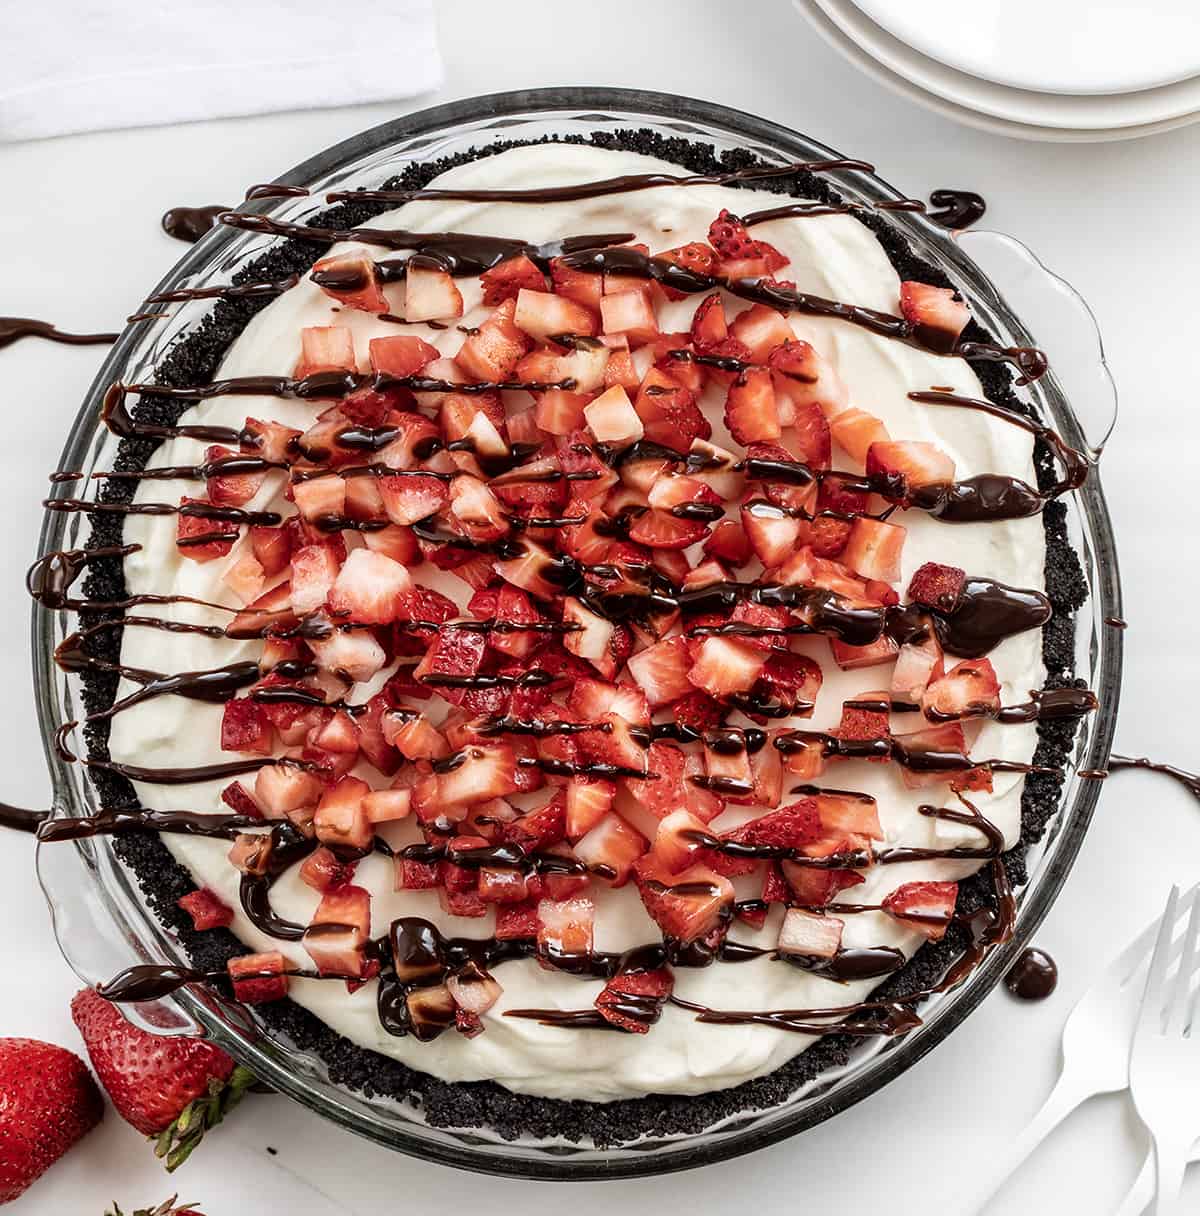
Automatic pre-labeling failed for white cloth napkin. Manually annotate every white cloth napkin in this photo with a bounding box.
[0,0,442,142]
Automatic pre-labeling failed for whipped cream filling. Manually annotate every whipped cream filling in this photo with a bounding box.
[107,144,1046,1102]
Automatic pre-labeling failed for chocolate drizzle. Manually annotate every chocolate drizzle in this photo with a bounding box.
[1004,947,1057,1000]
[1108,755,1200,802]
[161,205,228,244]
[0,317,118,351]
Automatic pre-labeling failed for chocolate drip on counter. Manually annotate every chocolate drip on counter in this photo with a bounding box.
[0,804,49,834]
[0,317,118,351]
[1004,948,1057,1000]
[161,205,228,244]
[1108,755,1200,802]
[324,159,875,207]
[927,190,987,230]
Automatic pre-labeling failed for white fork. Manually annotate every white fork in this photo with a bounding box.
[1128,886,1200,1216]
[962,886,1198,1216]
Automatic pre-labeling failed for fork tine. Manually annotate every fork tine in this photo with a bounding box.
[1117,882,1198,986]
[1166,888,1200,1036]
[1137,885,1179,1034]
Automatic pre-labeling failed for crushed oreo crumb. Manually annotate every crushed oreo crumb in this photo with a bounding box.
[70,127,1087,1147]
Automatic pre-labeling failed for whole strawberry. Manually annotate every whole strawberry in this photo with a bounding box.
[107,1197,206,1216]
[0,1036,104,1203]
[71,989,254,1171]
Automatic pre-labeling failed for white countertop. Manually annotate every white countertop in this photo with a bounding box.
[2,1,1198,1212]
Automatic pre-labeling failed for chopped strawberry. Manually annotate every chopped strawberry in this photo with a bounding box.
[456,297,530,380]
[295,326,356,379]
[368,334,440,378]
[438,743,520,805]
[396,853,440,890]
[703,518,751,566]
[495,899,539,940]
[313,775,373,851]
[741,499,804,567]
[922,657,1001,721]
[690,291,729,348]
[595,965,674,1033]
[744,652,823,721]
[325,547,411,625]
[899,281,970,350]
[670,689,726,734]
[717,800,823,876]
[780,862,864,907]
[220,698,272,754]
[308,627,387,684]
[727,304,793,362]
[688,635,767,698]
[175,497,236,562]
[882,880,958,940]
[892,625,945,706]
[177,887,234,931]
[537,897,594,965]
[205,444,269,509]
[288,543,340,615]
[376,471,449,527]
[724,368,781,445]
[533,388,589,436]
[503,791,568,852]
[253,764,322,818]
[312,251,388,312]
[840,517,906,583]
[573,812,647,887]
[600,290,659,346]
[830,408,890,466]
[867,440,955,494]
[584,384,644,443]
[627,508,708,550]
[814,791,883,839]
[625,741,722,823]
[767,339,847,417]
[413,625,487,702]
[708,210,789,273]
[778,908,844,958]
[220,780,262,819]
[549,257,604,308]
[633,367,709,446]
[513,288,598,343]
[892,720,968,788]
[481,254,547,305]
[652,809,717,874]
[404,259,463,322]
[908,561,967,613]
[636,860,734,945]
[565,776,616,839]
[248,525,292,579]
[656,242,719,301]
[303,884,371,977]
[829,633,900,671]
[228,951,290,1004]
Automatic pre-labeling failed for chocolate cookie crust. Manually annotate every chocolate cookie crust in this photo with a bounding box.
[71,128,1087,1147]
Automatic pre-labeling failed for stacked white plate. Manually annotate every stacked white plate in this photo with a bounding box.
[794,0,1200,141]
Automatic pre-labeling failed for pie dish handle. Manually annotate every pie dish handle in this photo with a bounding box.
[954,227,1118,456]
[35,829,208,1037]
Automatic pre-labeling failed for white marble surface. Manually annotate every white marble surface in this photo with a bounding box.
[1,1,1198,1212]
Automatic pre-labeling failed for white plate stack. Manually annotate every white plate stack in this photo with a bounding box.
[794,0,1200,141]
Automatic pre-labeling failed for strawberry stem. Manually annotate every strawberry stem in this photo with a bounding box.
[152,1064,256,1172]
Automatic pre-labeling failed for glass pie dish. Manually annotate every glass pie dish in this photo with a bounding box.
[31,87,1122,1179]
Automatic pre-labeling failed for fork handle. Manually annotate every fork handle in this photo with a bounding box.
[1116,1141,1200,1216]
[959,1073,1090,1215]
[1149,1135,1191,1216]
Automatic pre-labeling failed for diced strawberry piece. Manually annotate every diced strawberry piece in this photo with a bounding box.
[177,887,234,931]
[242,416,301,464]
[288,543,339,615]
[709,210,789,270]
[308,626,387,684]
[595,965,674,1033]
[486,899,534,941]
[657,241,720,294]
[456,297,529,380]
[633,367,709,447]
[573,812,647,887]
[304,884,371,977]
[438,885,488,919]
[717,800,823,878]
[368,334,440,377]
[537,897,594,964]
[840,517,906,583]
[313,775,372,851]
[298,847,356,895]
[549,257,604,309]
[907,561,967,612]
[703,519,751,566]
[475,864,529,904]
[580,384,641,444]
[324,547,411,625]
[836,701,890,757]
[481,254,547,304]
[739,499,803,567]
[625,742,722,823]
[882,880,958,940]
[205,444,268,509]
[513,288,598,343]
[600,290,659,346]
[228,951,290,1004]
[652,809,715,874]
[922,657,1001,721]
[724,368,781,445]
[309,709,360,758]
[360,524,417,566]
[249,525,293,578]
[727,304,792,362]
[291,475,346,526]
[892,720,968,789]
[867,440,955,494]
[744,652,823,722]
[690,291,729,349]
[778,908,844,958]
[689,635,768,698]
[830,408,890,466]
[625,637,692,706]
[899,281,970,350]
[952,766,994,794]
[814,791,883,840]
[670,690,726,735]
[560,597,614,667]
[378,472,449,525]
[395,851,440,889]
[438,743,521,806]
[636,860,734,945]
[702,729,754,799]
[295,325,357,380]
[312,251,388,313]
[829,633,900,671]
[175,496,236,562]
[252,764,321,819]
[892,625,945,706]
[565,776,616,839]
[627,508,708,550]
[531,388,588,436]
[220,698,272,754]
[503,792,568,853]
[413,621,486,699]
[404,259,463,322]
[780,862,864,907]
[221,780,262,819]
